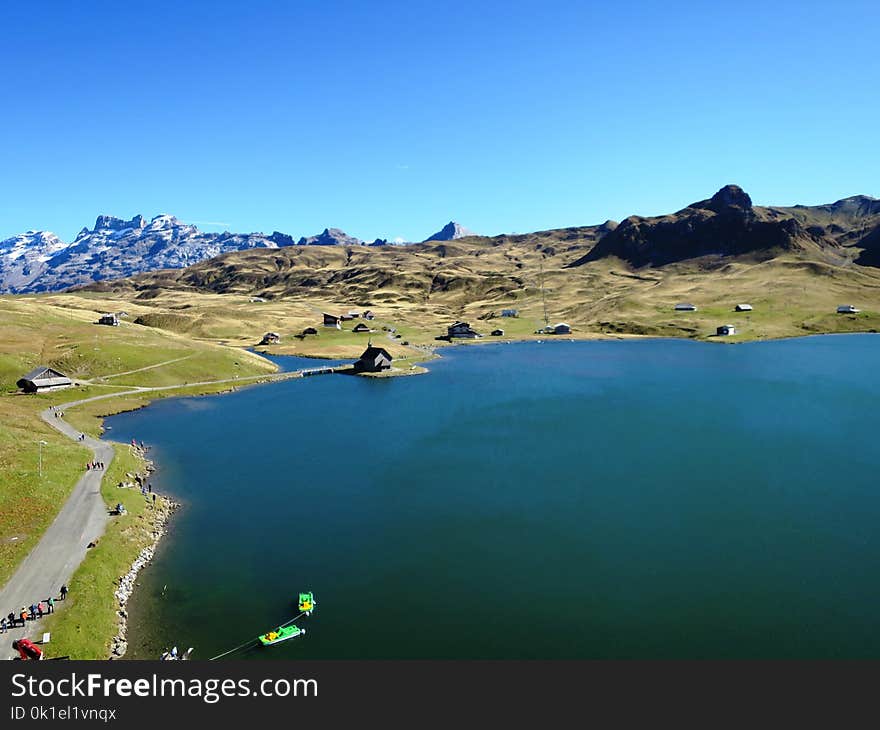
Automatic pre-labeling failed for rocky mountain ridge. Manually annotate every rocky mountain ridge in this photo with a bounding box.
[5,185,880,294]
[0,215,478,293]
[573,185,880,268]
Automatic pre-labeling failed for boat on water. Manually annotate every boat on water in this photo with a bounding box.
[259,625,305,646]
[298,591,316,615]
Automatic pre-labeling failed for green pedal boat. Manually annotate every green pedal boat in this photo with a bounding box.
[259,625,305,646]
[298,591,316,615]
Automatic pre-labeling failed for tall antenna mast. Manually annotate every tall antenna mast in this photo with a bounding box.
[540,257,549,328]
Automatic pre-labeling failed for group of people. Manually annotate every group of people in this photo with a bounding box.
[3,586,68,660]
[1,586,67,640]
[138,480,159,507]
[52,409,65,419]
[85,460,104,471]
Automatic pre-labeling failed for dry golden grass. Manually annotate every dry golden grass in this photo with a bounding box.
[66,243,880,353]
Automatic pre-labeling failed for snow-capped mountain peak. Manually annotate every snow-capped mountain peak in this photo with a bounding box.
[0,214,282,293]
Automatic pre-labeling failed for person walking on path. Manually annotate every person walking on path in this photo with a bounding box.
[152,493,157,508]
[19,608,28,626]
[46,597,54,614]
[60,584,68,601]
[29,604,37,621]
[1,617,7,634]
[148,483,152,494]
[6,612,14,629]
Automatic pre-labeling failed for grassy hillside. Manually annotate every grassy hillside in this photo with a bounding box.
[0,297,276,587]
[71,185,880,347]
[69,242,880,349]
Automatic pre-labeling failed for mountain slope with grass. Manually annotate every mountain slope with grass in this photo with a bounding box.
[0,296,277,589]
[70,185,880,345]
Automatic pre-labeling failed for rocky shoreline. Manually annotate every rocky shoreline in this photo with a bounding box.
[108,458,178,659]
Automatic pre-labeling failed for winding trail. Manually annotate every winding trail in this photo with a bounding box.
[90,355,195,381]
[0,406,113,658]
[0,367,301,659]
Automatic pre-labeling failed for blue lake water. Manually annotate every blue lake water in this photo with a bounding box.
[107,336,880,658]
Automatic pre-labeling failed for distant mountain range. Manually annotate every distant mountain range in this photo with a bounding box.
[4,186,880,296]
[0,216,478,293]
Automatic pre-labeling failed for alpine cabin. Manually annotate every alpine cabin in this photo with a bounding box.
[353,346,392,373]
[448,322,481,338]
[17,366,73,393]
[323,313,342,328]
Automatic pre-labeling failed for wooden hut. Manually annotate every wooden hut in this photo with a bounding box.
[448,322,480,338]
[17,366,72,393]
[323,313,342,329]
[353,346,392,373]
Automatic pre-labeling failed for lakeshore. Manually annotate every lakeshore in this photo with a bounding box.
[5,324,880,659]
[108,335,880,659]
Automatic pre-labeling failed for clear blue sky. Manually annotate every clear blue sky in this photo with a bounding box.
[1,0,878,242]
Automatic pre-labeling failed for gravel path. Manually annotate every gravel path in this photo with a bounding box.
[0,367,301,659]
[0,406,113,659]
